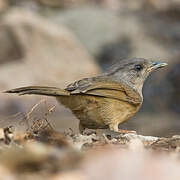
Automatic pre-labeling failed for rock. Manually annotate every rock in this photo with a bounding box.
[0,9,100,132]
[81,148,180,180]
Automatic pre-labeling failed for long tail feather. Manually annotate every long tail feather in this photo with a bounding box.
[4,86,70,96]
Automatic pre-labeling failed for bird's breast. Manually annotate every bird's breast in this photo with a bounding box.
[56,95,141,129]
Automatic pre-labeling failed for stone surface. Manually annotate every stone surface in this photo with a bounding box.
[1,124,180,180]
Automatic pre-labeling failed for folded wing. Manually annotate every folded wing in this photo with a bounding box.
[66,77,142,105]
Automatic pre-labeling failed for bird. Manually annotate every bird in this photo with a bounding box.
[4,58,167,134]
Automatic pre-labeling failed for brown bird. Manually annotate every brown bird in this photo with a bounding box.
[5,58,167,133]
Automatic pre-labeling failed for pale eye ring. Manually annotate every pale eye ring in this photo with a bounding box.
[135,64,143,71]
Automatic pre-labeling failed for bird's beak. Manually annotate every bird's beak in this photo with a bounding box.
[148,62,168,71]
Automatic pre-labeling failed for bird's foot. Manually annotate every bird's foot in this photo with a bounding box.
[101,129,136,139]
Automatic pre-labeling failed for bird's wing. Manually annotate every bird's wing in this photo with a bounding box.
[66,77,142,104]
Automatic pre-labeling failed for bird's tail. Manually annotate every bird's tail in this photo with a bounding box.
[4,86,70,97]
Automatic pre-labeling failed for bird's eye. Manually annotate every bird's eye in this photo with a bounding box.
[135,64,143,71]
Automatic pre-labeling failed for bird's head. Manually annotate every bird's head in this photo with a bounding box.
[107,58,168,93]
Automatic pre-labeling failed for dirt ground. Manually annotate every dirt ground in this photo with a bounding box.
[0,101,180,180]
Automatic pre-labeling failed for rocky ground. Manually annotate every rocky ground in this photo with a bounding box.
[1,102,180,180]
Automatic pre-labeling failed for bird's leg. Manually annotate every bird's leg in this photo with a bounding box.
[109,123,136,134]
[109,123,119,132]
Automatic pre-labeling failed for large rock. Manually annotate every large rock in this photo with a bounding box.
[0,9,100,132]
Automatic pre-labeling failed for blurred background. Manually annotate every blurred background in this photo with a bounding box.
[0,0,179,137]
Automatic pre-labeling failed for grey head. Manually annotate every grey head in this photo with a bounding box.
[103,58,168,94]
